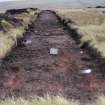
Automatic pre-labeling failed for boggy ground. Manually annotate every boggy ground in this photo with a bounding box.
[0,10,105,103]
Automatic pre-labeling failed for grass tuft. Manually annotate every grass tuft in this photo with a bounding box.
[0,96,79,105]
[1,95,105,105]
[0,8,39,59]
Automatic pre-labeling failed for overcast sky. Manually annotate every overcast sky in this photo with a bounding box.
[0,0,105,10]
[0,0,20,2]
[0,0,105,5]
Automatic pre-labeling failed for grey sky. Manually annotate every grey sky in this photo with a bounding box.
[0,0,105,10]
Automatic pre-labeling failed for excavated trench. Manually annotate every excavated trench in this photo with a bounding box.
[0,10,105,102]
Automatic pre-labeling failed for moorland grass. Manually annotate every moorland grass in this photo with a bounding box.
[0,8,39,59]
[56,9,105,58]
[0,95,79,105]
[0,95,105,105]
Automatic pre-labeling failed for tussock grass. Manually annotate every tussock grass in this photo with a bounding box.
[57,9,105,58]
[56,9,105,26]
[92,95,105,105]
[0,8,39,59]
[14,9,37,26]
[78,24,105,57]
[0,27,24,59]
[1,95,105,105]
[0,96,79,105]
[0,20,13,32]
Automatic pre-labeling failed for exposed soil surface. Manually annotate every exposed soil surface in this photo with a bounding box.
[0,10,105,103]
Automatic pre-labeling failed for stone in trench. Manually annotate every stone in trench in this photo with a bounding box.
[50,48,58,55]
[23,40,32,45]
[80,69,92,74]
[35,30,38,33]
[80,51,83,54]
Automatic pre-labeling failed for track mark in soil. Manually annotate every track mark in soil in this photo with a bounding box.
[0,10,105,102]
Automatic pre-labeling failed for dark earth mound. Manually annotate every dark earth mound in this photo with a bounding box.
[6,8,37,15]
[0,10,105,103]
[0,8,38,32]
[0,14,23,32]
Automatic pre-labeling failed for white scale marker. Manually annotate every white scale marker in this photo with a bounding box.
[50,48,58,55]
[80,69,92,74]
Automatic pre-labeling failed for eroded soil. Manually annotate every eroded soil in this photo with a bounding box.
[0,10,105,103]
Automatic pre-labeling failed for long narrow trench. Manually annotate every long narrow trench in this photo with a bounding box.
[0,10,104,102]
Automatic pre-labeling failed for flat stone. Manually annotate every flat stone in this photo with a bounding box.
[24,40,32,45]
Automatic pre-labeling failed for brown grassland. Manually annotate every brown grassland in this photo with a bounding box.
[0,8,39,59]
[0,95,105,105]
[56,8,105,58]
